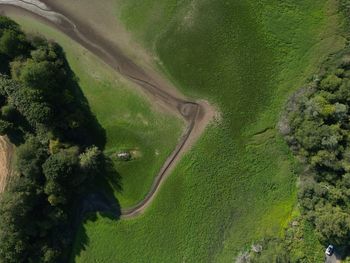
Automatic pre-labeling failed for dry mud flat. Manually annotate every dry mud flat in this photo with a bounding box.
[0,0,217,217]
[0,136,14,193]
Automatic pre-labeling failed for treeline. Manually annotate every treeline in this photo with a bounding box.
[281,51,350,248]
[0,17,105,262]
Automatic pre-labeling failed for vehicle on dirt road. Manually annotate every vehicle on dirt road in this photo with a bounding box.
[325,245,334,256]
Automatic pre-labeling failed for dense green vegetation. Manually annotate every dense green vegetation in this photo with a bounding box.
[0,17,105,262]
[69,0,346,262]
[11,15,183,208]
[282,50,350,249]
[238,215,325,262]
[2,0,345,262]
[251,3,350,261]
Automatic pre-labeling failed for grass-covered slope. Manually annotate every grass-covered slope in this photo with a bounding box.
[68,0,346,262]
[9,15,183,208]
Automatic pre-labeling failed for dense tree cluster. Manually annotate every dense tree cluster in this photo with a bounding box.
[0,17,104,262]
[281,52,350,247]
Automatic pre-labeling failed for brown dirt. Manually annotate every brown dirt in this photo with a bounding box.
[0,136,14,193]
[0,1,217,218]
[39,0,156,71]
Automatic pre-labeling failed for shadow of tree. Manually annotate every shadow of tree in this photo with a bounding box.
[0,53,10,75]
[50,46,123,261]
[69,156,122,261]
[0,27,123,261]
[70,211,119,262]
[335,246,350,261]
[54,43,107,149]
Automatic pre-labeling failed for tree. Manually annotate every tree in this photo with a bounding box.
[0,177,39,263]
[18,59,60,91]
[314,206,350,245]
[0,16,21,33]
[16,136,47,180]
[42,147,79,206]
[1,104,18,122]
[0,119,13,135]
[42,247,60,263]
[10,86,52,127]
[42,147,79,183]
[79,146,102,172]
[320,74,342,91]
[0,29,28,58]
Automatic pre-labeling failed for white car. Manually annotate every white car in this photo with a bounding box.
[325,245,334,256]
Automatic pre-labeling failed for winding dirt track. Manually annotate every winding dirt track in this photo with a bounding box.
[0,0,215,218]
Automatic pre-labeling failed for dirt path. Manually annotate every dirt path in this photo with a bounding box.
[0,136,14,193]
[326,254,341,263]
[0,0,216,218]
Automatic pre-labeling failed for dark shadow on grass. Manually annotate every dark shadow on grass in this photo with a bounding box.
[69,211,119,263]
[47,43,123,261]
[332,246,350,262]
[70,156,123,262]
[2,36,123,261]
[52,42,107,149]
[0,27,122,261]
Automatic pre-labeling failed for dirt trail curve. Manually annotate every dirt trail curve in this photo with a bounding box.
[0,0,216,218]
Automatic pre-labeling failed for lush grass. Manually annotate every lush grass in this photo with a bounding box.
[117,0,180,49]
[68,0,347,262]
[9,15,183,208]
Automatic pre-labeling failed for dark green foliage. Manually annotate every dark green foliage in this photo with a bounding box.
[16,136,47,180]
[340,0,350,25]
[0,16,20,32]
[43,148,79,183]
[0,178,37,263]
[1,104,18,122]
[0,29,104,146]
[0,119,13,135]
[43,147,79,206]
[0,29,28,58]
[10,87,52,126]
[0,17,30,74]
[0,16,106,262]
[79,146,102,176]
[282,51,350,248]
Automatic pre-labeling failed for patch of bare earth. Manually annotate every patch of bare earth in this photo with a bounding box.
[0,136,14,193]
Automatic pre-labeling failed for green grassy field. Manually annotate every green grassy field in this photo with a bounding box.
[9,15,183,208]
[67,0,346,262]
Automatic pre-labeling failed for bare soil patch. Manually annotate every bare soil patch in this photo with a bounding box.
[0,136,14,193]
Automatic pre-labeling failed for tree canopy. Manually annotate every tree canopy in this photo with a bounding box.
[282,51,350,248]
[0,16,105,262]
